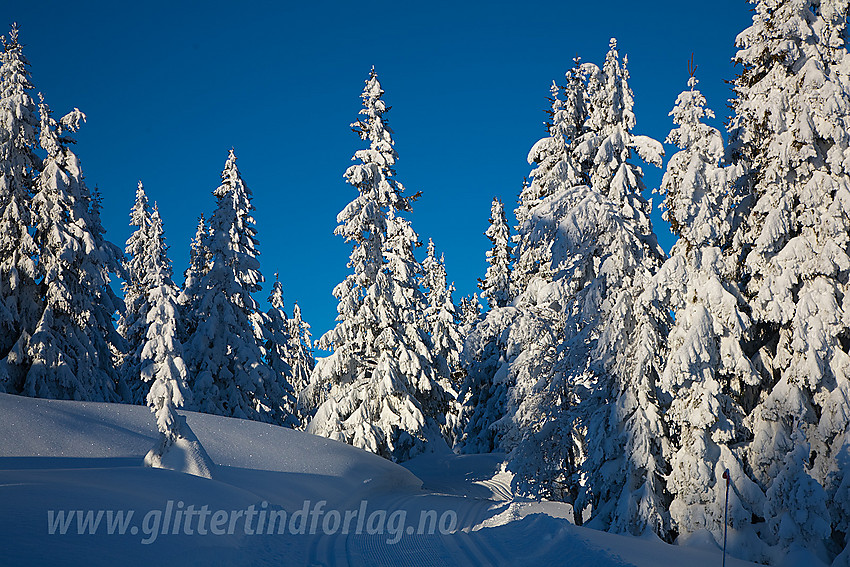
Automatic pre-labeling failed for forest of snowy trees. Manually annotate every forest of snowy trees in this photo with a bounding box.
[3,0,850,563]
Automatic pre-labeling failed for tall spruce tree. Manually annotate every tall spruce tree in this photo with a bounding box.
[138,206,192,463]
[459,66,588,459]
[288,303,314,385]
[570,38,669,539]
[305,69,451,462]
[654,74,765,551]
[0,25,40,390]
[728,0,850,560]
[118,181,153,403]
[422,238,463,444]
[490,41,671,538]
[184,150,282,424]
[17,101,125,401]
[493,60,596,510]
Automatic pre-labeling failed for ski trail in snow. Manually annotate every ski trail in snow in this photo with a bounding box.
[306,483,509,566]
[437,494,502,566]
[473,476,513,501]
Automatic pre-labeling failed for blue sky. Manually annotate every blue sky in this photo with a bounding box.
[9,1,753,340]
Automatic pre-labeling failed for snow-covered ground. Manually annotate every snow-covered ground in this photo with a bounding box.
[0,392,763,566]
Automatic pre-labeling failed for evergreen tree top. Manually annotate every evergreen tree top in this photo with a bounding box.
[268,273,285,311]
[190,214,208,253]
[148,204,171,278]
[1,23,35,99]
[0,23,40,185]
[37,96,86,159]
[346,68,417,215]
[182,213,210,287]
[291,301,311,350]
[129,181,150,230]
[205,148,262,298]
[666,76,722,161]
[517,61,587,227]
[586,37,636,135]
[3,23,22,49]
[481,196,512,309]
[211,150,257,240]
[353,68,393,158]
[488,197,506,226]
[423,237,452,308]
[220,148,244,191]
[573,39,663,207]
[659,73,740,247]
[122,180,153,303]
[735,0,848,78]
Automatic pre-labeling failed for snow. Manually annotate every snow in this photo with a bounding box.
[0,392,770,566]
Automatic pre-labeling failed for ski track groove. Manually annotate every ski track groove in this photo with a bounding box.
[440,496,494,567]
[354,491,456,567]
[474,478,513,501]
[305,476,512,567]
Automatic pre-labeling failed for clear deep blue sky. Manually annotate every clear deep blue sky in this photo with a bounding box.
[8,1,753,341]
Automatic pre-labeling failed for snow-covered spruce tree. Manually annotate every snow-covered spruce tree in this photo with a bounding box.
[493,65,594,474]
[386,203,456,445]
[117,181,154,404]
[305,69,451,462]
[422,238,463,443]
[288,301,315,425]
[184,150,284,424]
[0,24,40,390]
[263,274,300,429]
[456,203,520,455]
[493,62,593,507]
[499,41,671,538]
[288,303,314,381]
[423,238,464,384]
[458,66,587,459]
[459,293,483,336]
[137,205,199,471]
[456,303,524,454]
[178,214,211,343]
[17,100,125,401]
[572,38,670,539]
[512,65,587,296]
[479,198,512,309]
[653,74,765,551]
[727,0,850,559]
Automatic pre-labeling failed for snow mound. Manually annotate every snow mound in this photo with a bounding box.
[143,416,214,479]
[0,392,421,493]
